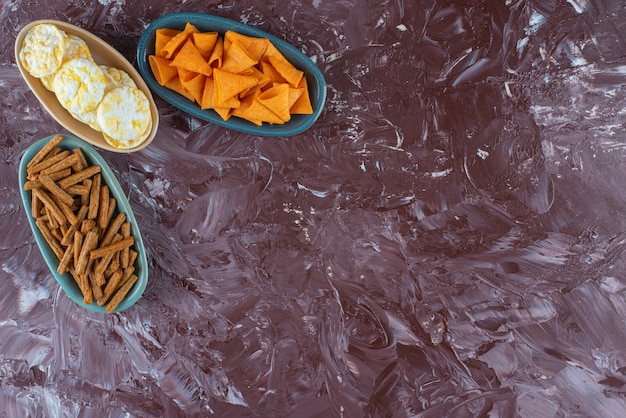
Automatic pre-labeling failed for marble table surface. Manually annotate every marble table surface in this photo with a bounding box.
[2,0,626,416]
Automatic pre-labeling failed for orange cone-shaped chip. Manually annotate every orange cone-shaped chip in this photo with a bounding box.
[200,77,216,110]
[290,76,313,114]
[181,72,206,104]
[259,60,288,84]
[208,36,224,68]
[257,83,291,122]
[288,87,304,109]
[246,66,271,90]
[201,77,241,110]
[246,99,285,125]
[213,68,258,105]
[155,28,181,57]
[263,44,303,87]
[165,76,196,102]
[224,30,270,61]
[148,55,178,86]
[214,106,232,121]
[161,22,199,59]
[192,31,219,60]
[221,39,258,74]
[170,39,213,76]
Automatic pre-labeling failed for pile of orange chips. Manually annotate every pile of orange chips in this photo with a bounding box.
[148,23,313,126]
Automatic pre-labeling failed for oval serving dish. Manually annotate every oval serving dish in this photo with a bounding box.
[19,134,148,313]
[15,20,159,153]
[137,11,326,137]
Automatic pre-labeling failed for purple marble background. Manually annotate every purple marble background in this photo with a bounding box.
[2,0,626,416]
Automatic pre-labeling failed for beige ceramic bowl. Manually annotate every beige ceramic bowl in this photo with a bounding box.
[15,20,159,153]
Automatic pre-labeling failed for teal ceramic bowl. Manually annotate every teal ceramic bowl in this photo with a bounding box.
[19,134,148,313]
[137,11,326,136]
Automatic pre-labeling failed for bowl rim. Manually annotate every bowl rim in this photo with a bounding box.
[15,19,159,153]
[19,134,148,313]
[137,11,327,137]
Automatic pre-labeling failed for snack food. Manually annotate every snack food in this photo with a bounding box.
[24,134,140,313]
[40,34,92,91]
[148,24,313,126]
[18,23,153,150]
[53,57,107,114]
[97,86,153,149]
[18,23,67,78]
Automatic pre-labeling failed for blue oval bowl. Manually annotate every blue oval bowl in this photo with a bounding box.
[137,11,326,137]
[19,134,148,313]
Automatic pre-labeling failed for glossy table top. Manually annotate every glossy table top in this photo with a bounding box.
[2,0,626,416]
